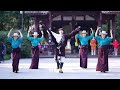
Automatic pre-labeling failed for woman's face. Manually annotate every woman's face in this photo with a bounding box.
[101,34,106,38]
[13,36,18,40]
[59,30,64,35]
[34,35,38,38]
[82,33,87,37]
[92,38,95,40]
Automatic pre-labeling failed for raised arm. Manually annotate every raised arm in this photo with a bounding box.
[7,28,13,37]
[90,28,94,34]
[67,26,81,39]
[88,28,94,39]
[27,29,31,37]
[95,26,101,37]
[18,30,23,38]
[47,28,58,46]
[41,30,44,38]
[110,29,113,39]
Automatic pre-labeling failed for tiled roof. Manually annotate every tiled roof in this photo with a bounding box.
[24,11,49,15]
[101,11,120,14]
[24,11,120,15]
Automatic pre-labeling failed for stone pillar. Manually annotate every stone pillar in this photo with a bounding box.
[112,16,116,39]
[47,12,53,56]
[72,15,75,30]
[96,12,102,35]
[61,15,63,28]
[97,12,102,27]
[108,20,110,36]
[34,16,39,32]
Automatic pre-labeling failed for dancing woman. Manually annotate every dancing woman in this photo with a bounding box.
[7,29,23,73]
[27,29,44,69]
[95,27,113,73]
[75,28,94,69]
[47,26,80,73]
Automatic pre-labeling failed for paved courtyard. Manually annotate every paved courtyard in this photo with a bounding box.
[0,57,120,79]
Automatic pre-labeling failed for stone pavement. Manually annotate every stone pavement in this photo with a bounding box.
[0,58,120,79]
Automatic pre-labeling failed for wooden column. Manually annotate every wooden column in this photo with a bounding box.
[107,19,110,36]
[49,12,52,29]
[47,12,53,56]
[96,12,102,35]
[97,12,102,27]
[46,12,52,43]
[61,15,63,28]
[34,16,39,32]
[72,15,75,30]
[112,15,116,39]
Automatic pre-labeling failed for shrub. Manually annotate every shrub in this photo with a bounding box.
[4,54,11,60]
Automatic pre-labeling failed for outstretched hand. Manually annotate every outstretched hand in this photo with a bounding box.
[76,26,81,31]
[41,30,44,35]
[110,30,112,34]
[77,26,81,29]
[28,29,31,33]
[90,28,94,33]
[10,28,13,32]
[18,30,21,33]
[97,26,101,30]
[49,28,51,30]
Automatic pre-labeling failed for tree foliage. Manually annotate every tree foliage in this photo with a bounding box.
[115,15,120,41]
[0,11,31,31]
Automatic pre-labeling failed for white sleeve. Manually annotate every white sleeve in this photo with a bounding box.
[51,31,60,39]
[50,31,62,43]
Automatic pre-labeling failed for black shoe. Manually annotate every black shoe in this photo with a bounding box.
[101,71,106,73]
[59,71,63,73]
[13,69,15,72]
[15,71,18,73]
[56,67,59,69]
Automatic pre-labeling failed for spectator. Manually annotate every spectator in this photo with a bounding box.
[75,36,79,53]
[112,39,119,56]
[90,37,97,55]
[70,36,75,54]
[0,42,6,63]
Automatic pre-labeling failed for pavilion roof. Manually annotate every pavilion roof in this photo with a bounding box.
[24,11,120,15]
[24,11,49,15]
[101,11,120,14]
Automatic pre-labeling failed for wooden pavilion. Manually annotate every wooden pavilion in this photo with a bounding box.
[24,11,120,38]
[24,11,120,55]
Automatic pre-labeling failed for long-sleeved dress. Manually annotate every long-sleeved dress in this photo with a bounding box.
[95,36,112,72]
[76,33,94,68]
[8,36,23,72]
[27,36,44,69]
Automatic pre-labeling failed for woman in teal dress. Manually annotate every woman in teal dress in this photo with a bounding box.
[75,28,94,69]
[95,27,113,73]
[7,29,23,73]
[27,29,44,69]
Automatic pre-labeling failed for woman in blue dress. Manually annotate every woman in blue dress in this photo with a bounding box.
[75,28,94,69]
[95,27,113,73]
[7,29,23,73]
[27,29,44,69]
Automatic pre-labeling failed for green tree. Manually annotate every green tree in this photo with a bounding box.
[115,15,120,41]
